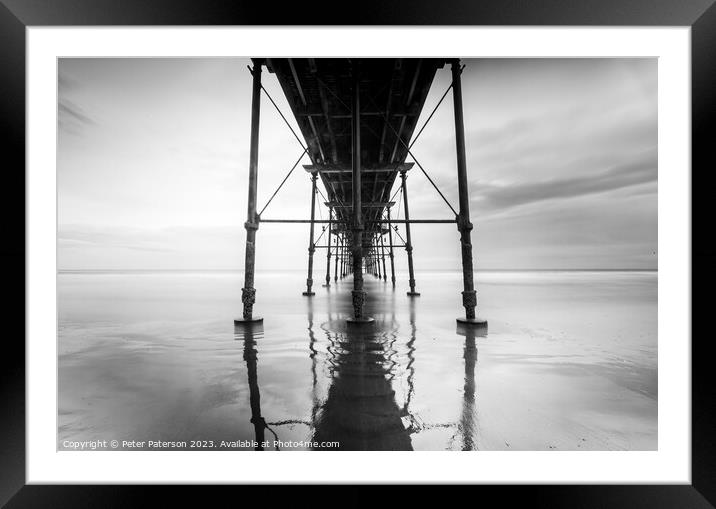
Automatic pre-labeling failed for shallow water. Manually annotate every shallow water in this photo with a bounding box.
[58,270,657,451]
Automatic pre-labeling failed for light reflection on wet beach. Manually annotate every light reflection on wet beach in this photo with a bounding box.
[58,270,657,451]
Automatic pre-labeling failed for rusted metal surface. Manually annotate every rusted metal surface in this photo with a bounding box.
[239,59,264,322]
[451,60,478,321]
[350,64,365,320]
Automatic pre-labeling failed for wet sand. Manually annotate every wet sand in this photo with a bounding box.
[58,270,657,451]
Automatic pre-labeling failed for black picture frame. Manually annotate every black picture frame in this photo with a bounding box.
[2,0,712,506]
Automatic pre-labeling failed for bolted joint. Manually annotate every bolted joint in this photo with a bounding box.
[405,245,413,253]
[250,415,266,427]
[306,278,313,287]
[308,246,315,254]
[244,220,260,231]
[456,214,473,233]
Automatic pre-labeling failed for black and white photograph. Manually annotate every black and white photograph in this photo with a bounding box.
[56,56,658,452]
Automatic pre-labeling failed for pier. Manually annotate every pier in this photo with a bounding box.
[235,58,486,327]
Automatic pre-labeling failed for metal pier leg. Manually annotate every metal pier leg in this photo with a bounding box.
[452,59,486,326]
[387,207,396,286]
[334,231,340,282]
[348,64,373,325]
[367,249,371,275]
[324,206,333,287]
[302,172,318,296]
[236,59,264,324]
[340,236,345,278]
[375,237,381,279]
[380,230,388,281]
[401,170,420,297]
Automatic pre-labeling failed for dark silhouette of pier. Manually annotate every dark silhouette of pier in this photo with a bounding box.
[236,277,486,451]
[234,58,487,328]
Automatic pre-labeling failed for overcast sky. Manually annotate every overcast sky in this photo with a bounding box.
[58,58,657,271]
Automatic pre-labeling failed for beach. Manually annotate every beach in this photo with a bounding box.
[58,270,657,451]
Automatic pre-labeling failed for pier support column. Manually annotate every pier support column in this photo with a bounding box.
[236,59,264,324]
[323,206,333,287]
[347,64,373,325]
[334,231,340,282]
[387,207,396,286]
[303,172,318,296]
[452,59,486,326]
[380,231,388,281]
[375,237,382,279]
[401,170,420,297]
[340,236,345,278]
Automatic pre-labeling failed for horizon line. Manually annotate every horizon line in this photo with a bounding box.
[57,268,658,273]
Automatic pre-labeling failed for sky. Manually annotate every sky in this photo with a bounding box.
[58,58,657,271]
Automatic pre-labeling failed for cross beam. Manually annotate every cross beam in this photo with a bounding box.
[304,163,414,174]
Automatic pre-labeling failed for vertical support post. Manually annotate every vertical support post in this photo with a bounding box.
[340,235,345,278]
[375,236,382,279]
[236,59,264,324]
[380,229,388,281]
[452,59,486,325]
[303,172,318,296]
[334,230,340,281]
[401,170,420,297]
[348,62,373,325]
[387,207,396,286]
[324,206,333,287]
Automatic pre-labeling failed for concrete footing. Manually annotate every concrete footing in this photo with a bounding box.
[347,317,375,327]
[456,317,487,325]
[234,316,264,324]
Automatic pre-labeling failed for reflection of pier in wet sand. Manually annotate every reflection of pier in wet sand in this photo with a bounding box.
[237,276,486,451]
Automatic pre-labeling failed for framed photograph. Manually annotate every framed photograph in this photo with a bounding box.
[3,0,712,505]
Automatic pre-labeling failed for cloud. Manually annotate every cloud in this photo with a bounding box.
[58,99,96,135]
[56,58,657,270]
[472,149,656,213]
